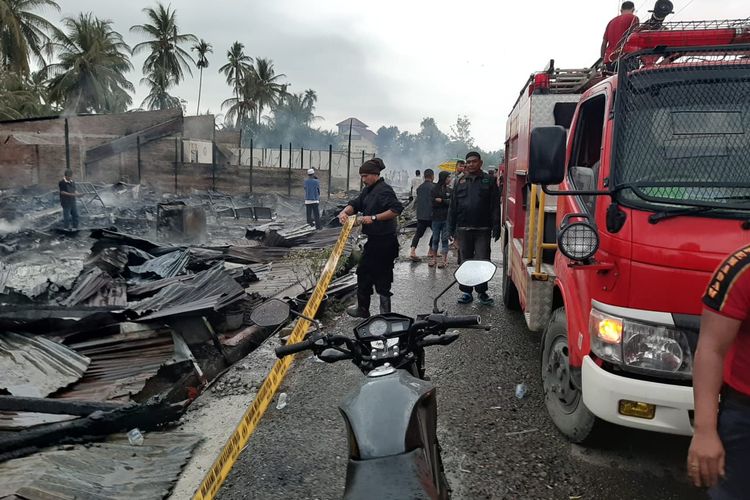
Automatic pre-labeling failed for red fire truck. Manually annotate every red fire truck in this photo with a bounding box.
[501,20,750,442]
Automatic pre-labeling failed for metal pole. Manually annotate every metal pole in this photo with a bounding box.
[327,144,332,200]
[279,144,282,168]
[238,129,243,168]
[249,137,254,193]
[174,137,179,193]
[300,147,304,170]
[346,119,353,192]
[361,150,366,189]
[64,118,71,172]
[288,142,292,196]
[136,135,142,184]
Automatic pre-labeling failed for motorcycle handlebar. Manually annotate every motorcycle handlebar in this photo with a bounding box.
[427,314,481,328]
[275,338,314,358]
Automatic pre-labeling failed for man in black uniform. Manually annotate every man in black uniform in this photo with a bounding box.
[59,169,80,230]
[338,158,404,318]
[448,151,501,305]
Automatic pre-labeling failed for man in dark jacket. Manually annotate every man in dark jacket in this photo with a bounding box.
[409,168,435,262]
[339,158,404,317]
[448,151,501,305]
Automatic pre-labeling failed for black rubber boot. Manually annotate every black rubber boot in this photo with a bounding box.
[379,295,391,314]
[346,292,371,318]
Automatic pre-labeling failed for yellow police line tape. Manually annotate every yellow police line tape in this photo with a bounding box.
[193,216,356,500]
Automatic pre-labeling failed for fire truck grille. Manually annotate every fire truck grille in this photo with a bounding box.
[613,45,750,209]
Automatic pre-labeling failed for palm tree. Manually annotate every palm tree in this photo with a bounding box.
[0,0,62,75]
[192,38,211,114]
[140,68,180,110]
[249,57,285,126]
[219,41,252,106]
[130,2,197,87]
[0,71,50,119]
[221,75,257,129]
[45,14,134,114]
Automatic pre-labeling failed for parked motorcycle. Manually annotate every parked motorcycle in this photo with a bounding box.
[251,260,497,500]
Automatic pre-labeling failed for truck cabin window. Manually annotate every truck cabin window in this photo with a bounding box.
[569,95,606,213]
[613,60,750,211]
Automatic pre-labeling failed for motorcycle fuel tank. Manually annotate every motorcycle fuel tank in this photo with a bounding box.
[339,368,435,459]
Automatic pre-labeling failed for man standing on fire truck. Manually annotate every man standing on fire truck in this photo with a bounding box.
[601,1,640,71]
[448,151,501,305]
[688,244,750,498]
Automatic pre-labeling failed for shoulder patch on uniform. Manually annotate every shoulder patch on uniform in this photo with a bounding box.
[705,244,750,311]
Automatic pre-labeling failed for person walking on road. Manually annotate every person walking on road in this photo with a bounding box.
[601,2,640,71]
[59,169,80,230]
[304,168,322,229]
[448,151,501,305]
[339,158,404,318]
[431,171,452,269]
[410,168,435,263]
[688,244,750,499]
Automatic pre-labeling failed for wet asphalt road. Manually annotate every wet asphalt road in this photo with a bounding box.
[218,255,704,500]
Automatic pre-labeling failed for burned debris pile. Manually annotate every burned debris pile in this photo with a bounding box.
[0,183,359,497]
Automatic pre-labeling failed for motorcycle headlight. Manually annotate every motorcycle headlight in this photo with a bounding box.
[589,309,693,378]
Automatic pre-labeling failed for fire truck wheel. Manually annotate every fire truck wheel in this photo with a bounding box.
[502,239,520,310]
[541,307,603,444]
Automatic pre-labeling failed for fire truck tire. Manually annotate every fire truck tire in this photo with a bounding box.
[502,239,520,310]
[541,307,605,444]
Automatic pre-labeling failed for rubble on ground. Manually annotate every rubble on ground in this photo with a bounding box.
[0,181,359,497]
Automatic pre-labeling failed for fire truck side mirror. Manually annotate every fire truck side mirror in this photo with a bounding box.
[528,126,567,186]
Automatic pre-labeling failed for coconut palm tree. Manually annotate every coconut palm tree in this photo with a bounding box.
[45,14,134,114]
[221,75,257,129]
[249,57,285,126]
[192,38,211,114]
[140,68,181,110]
[0,71,50,119]
[0,0,61,75]
[130,2,197,88]
[219,41,252,107]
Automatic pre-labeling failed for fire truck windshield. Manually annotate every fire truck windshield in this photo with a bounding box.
[612,58,750,213]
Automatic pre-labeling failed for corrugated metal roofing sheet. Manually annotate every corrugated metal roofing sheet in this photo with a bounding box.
[131,265,245,317]
[0,431,201,499]
[130,249,190,279]
[0,332,90,398]
[56,323,175,402]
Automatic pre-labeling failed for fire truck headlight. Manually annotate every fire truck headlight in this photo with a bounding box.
[558,220,599,261]
[622,321,692,377]
[589,309,623,363]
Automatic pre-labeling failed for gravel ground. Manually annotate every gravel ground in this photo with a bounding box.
[217,240,704,500]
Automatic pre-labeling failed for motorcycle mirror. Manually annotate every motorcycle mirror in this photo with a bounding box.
[250,298,291,327]
[454,260,497,287]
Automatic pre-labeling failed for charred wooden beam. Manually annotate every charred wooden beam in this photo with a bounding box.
[0,396,127,416]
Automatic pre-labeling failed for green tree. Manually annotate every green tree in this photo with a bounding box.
[219,41,252,111]
[248,57,285,126]
[0,70,50,119]
[192,38,211,114]
[130,2,197,92]
[0,0,61,75]
[449,115,475,147]
[45,14,134,114]
[140,68,180,110]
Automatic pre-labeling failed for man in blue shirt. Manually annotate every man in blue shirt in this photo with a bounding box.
[304,168,321,229]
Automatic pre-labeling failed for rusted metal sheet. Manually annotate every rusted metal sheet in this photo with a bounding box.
[56,323,176,402]
[0,332,90,398]
[130,249,190,279]
[62,267,127,307]
[0,431,200,499]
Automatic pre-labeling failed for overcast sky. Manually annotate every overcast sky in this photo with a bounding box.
[57,0,748,150]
